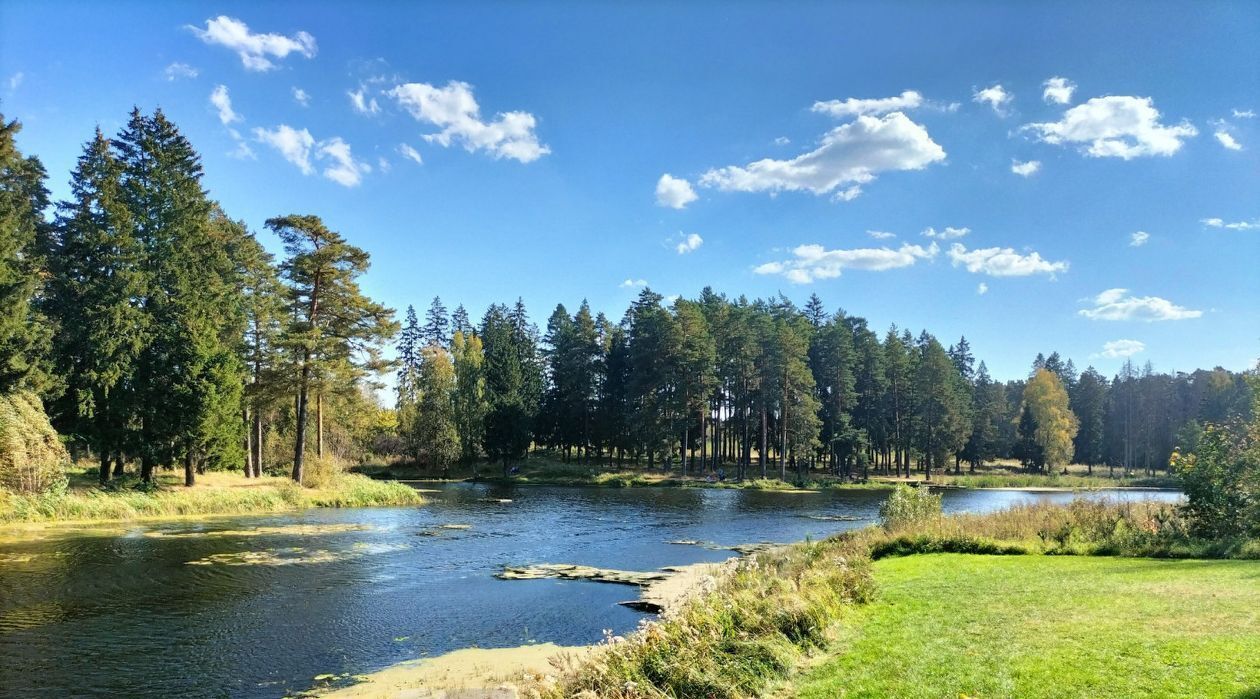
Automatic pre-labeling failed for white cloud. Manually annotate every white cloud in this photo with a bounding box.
[292,87,310,107]
[6,72,23,91]
[226,128,255,160]
[675,233,703,255]
[1098,339,1146,358]
[1214,129,1242,151]
[348,86,380,115]
[377,156,391,173]
[699,112,945,199]
[811,90,923,117]
[188,16,316,72]
[254,125,315,174]
[1042,77,1076,105]
[947,243,1068,277]
[164,63,198,81]
[209,85,242,125]
[922,226,970,240]
[655,174,698,209]
[867,230,896,240]
[1129,231,1149,247]
[398,143,423,165]
[1233,109,1255,119]
[973,84,1012,115]
[620,278,648,288]
[754,242,938,284]
[1023,96,1197,159]
[774,136,791,146]
[388,80,549,163]
[977,282,989,295]
[253,125,369,187]
[1078,288,1202,321]
[1201,217,1259,231]
[1011,159,1041,177]
[317,137,370,187]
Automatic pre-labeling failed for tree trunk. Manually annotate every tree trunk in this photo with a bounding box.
[254,412,264,477]
[98,451,111,485]
[113,452,125,478]
[759,406,767,479]
[316,392,324,459]
[243,406,253,477]
[293,359,312,483]
[184,451,195,487]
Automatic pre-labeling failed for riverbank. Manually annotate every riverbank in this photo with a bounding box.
[0,469,423,526]
[358,458,1173,492]
[541,499,1259,698]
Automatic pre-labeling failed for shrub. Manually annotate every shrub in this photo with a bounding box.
[878,484,941,529]
[0,390,69,494]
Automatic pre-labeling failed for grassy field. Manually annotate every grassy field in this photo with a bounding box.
[0,468,423,525]
[791,554,1260,698]
[360,456,1174,491]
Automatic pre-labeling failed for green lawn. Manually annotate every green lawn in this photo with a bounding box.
[793,554,1260,699]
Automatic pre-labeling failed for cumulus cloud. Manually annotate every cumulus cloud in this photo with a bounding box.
[1078,288,1201,321]
[699,112,945,199]
[675,233,703,255]
[1042,77,1076,105]
[1129,231,1149,247]
[1011,159,1041,177]
[620,278,648,288]
[1214,129,1242,151]
[209,85,242,125]
[754,242,938,284]
[254,125,368,187]
[398,143,423,165]
[1023,96,1197,159]
[947,243,1068,277]
[388,80,549,163]
[656,174,698,209]
[1201,217,1259,231]
[867,230,896,240]
[188,16,316,72]
[292,87,310,107]
[977,282,989,295]
[164,63,198,81]
[317,137,371,187]
[922,226,970,240]
[973,84,1012,115]
[1098,339,1146,358]
[348,86,380,115]
[811,90,923,117]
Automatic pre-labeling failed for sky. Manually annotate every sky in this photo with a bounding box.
[1,1,1258,382]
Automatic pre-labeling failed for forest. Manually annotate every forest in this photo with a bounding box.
[0,109,1254,496]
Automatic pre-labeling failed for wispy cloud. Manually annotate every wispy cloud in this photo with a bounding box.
[754,242,938,284]
[811,90,923,118]
[188,16,316,72]
[1201,217,1259,231]
[675,232,703,255]
[292,87,310,107]
[398,143,423,165]
[1129,231,1149,247]
[210,85,242,125]
[620,278,648,288]
[164,63,198,81]
[922,226,970,240]
[254,125,369,187]
[1097,339,1146,358]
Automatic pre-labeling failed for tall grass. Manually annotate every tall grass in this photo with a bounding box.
[0,472,422,524]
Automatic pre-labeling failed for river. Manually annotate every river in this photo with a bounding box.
[0,483,1180,698]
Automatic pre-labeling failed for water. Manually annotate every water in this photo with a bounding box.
[0,483,1180,698]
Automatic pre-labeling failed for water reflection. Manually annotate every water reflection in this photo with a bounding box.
[0,483,1179,698]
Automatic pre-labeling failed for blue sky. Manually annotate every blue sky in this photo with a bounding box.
[2,1,1257,381]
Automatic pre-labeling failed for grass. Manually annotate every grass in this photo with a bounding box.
[543,500,1259,698]
[0,468,424,525]
[791,554,1260,698]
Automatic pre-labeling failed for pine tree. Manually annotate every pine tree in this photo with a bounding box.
[235,218,286,478]
[672,299,716,475]
[912,333,970,480]
[0,115,52,392]
[422,296,450,348]
[268,214,397,483]
[626,289,676,468]
[46,129,147,482]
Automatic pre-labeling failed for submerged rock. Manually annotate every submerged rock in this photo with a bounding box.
[496,563,671,586]
[666,539,779,555]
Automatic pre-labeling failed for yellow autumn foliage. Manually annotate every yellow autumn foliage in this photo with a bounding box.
[1022,369,1079,467]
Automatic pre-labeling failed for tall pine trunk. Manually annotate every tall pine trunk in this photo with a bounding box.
[293,356,312,483]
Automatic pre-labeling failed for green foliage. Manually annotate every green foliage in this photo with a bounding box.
[451,330,487,463]
[877,484,941,529]
[0,390,68,494]
[0,115,52,392]
[1173,419,1258,539]
[405,346,460,470]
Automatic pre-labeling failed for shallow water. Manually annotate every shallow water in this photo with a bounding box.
[0,483,1180,698]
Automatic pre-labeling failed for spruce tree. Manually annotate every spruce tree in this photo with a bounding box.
[0,115,52,392]
[450,304,473,338]
[480,304,531,473]
[422,296,450,347]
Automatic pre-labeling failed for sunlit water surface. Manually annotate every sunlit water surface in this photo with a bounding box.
[0,482,1180,698]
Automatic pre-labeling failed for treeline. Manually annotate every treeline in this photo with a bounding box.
[0,111,395,490]
[395,291,1254,481]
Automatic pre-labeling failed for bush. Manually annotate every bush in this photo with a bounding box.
[0,390,69,494]
[878,484,941,529]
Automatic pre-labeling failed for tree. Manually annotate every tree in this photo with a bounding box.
[672,299,716,475]
[626,289,677,468]
[451,330,487,467]
[1015,404,1043,469]
[451,304,473,338]
[1021,368,1078,470]
[423,296,450,348]
[912,333,970,480]
[46,129,147,483]
[963,361,1004,471]
[268,214,396,484]
[0,114,52,392]
[1071,367,1107,473]
[481,304,532,472]
[396,305,423,408]
[767,299,821,481]
[406,345,459,471]
[237,224,286,479]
